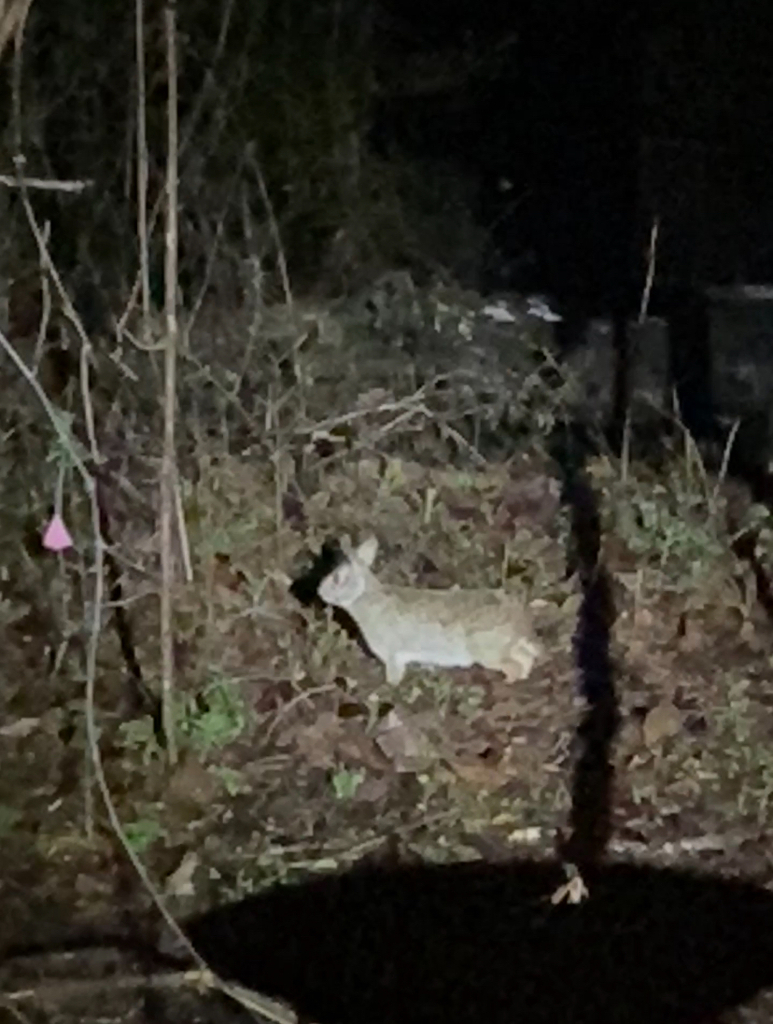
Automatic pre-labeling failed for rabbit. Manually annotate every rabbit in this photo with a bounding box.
[317,536,542,684]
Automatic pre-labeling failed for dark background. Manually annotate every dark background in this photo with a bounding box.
[5,0,773,453]
[11,0,773,300]
[374,0,773,294]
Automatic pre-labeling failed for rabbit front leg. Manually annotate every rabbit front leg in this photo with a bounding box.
[384,652,407,684]
[501,638,542,682]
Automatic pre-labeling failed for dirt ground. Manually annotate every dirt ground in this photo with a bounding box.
[3,289,773,1023]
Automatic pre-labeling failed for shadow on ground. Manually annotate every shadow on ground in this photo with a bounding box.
[6,436,773,1024]
[182,856,773,1024]
[180,465,773,1024]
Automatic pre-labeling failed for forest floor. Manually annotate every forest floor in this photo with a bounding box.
[2,281,773,1023]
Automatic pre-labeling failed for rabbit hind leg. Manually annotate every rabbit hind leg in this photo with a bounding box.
[500,640,541,683]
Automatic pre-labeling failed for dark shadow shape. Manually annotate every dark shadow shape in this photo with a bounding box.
[182,856,773,1024]
[290,539,372,657]
[93,467,162,728]
[289,538,345,608]
[179,454,773,1024]
[557,468,620,874]
[650,287,773,510]
[661,286,717,446]
[2,931,183,967]
[733,529,773,625]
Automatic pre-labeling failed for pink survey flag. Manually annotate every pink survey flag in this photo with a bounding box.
[42,513,74,552]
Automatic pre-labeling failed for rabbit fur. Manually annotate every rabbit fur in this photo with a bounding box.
[317,536,542,684]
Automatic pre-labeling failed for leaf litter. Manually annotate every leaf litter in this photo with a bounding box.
[2,281,773,987]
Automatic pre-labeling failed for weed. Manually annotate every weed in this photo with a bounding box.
[118,716,164,765]
[596,453,732,592]
[710,679,773,823]
[331,765,365,800]
[211,765,250,796]
[123,814,166,853]
[178,676,249,752]
[620,485,723,577]
[118,675,249,764]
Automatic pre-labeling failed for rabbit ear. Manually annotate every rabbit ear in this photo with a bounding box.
[355,535,379,567]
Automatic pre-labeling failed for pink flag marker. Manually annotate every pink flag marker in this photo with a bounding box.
[43,514,74,552]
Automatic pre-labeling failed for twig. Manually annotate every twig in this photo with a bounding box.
[0,327,90,480]
[3,968,207,1006]
[0,173,92,191]
[0,0,32,67]
[637,216,659,324]
[9,0,24,154]
[0,320,208,975]
[115,0,235,334]
[621,215,660,485]
[245,148,299,432]
[6,62,205,983]
[2,965,298,1023]
[434,419,487,466]
[159,0,180,763]
[135,0,152,349]
[186,159,246,337]
[30,220,52,372]
[637,391,711,493]
[13,160,97,356]
[79,343,98,838]
[3,30,286,1019]
[121,326,165,352]
[77,324,208,972]
[293,386,430,435]
[174,463,193,583]
[711,417,741,511]
[621,411,631,485]
[247,148,293,315]
[0,1000,31,1023]
[264,684,338,741]
[79,344,99,456]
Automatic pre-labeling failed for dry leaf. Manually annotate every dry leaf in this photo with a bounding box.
[349,775,390,803]
[165,851,200,898]
[374,708,434,772]
[293,712,343,768]
[166,757,221,809]
[633,606,655,629]
[642,702,682,748]
[677,614,703,652]
[337,724,390,772]
[551,867,589,905]
[560,592,584,619]
[448,756,510,792]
